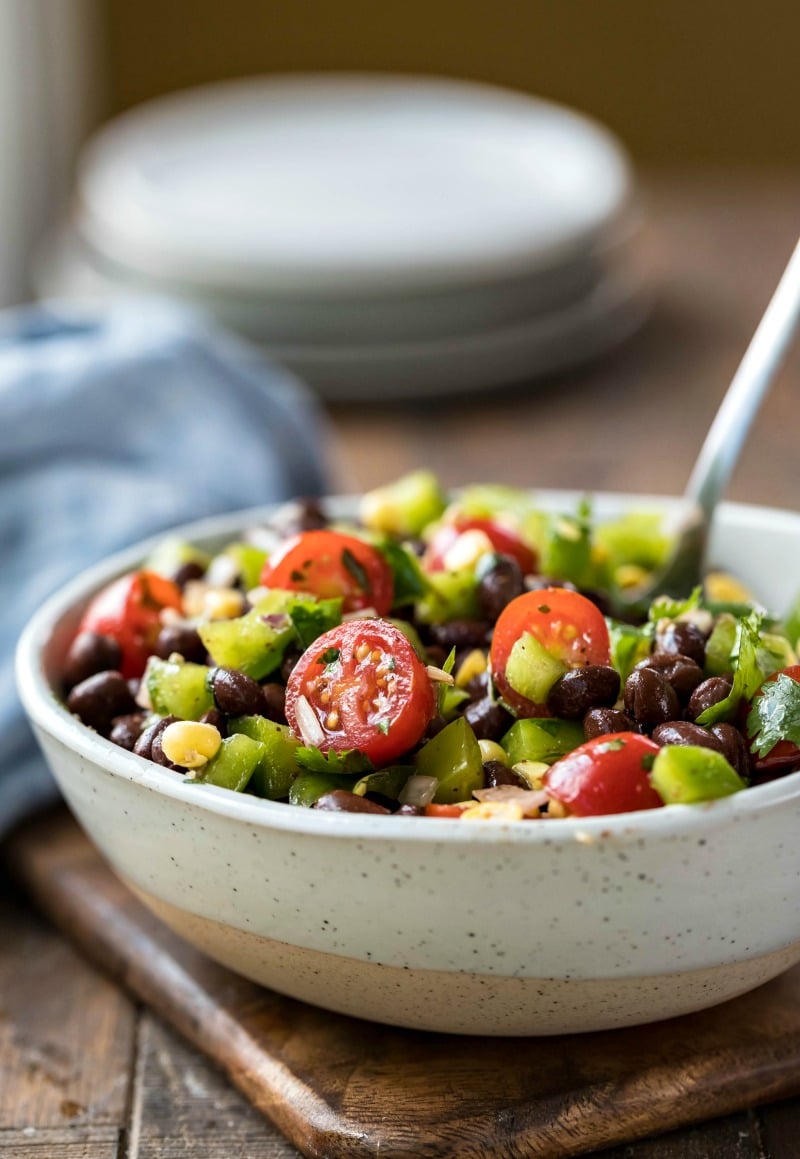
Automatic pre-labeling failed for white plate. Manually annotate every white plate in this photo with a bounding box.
[76,74,634,296]
[266,266,649,400]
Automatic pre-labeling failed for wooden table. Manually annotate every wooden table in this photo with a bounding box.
[3,172,800,1158]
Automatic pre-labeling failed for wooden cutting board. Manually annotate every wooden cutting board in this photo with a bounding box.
[7,809,800,1159]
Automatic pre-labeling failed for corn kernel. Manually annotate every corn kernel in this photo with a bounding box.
[202,588,245,621]
[160,721,222,769]
[704,570,755,605]
[478,739,508,766]
[455,649,487,689]
[615,564,650,591]
[462,801,525,822]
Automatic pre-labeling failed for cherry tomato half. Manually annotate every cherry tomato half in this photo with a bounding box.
[260,530,394,616]
[545,732,663,817]
[746,664,800,774]
[425,517,537,575]
[490,588,611,716]
[285,619,435,763]
[79,570,183,679]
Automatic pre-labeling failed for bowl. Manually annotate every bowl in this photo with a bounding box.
[16,492,800,1036]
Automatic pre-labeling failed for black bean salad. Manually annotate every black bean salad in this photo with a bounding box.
[62,472,800,820]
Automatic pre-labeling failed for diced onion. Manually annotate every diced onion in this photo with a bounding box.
[472,786,549,816]
[398,775,439,807]
[293,695,326,746]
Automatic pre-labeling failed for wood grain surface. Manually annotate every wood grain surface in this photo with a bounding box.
[3,172,800,1157]
[5,809,800,1159]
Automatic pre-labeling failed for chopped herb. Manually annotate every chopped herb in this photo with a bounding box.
[538,604,551,614]
[296,746,374,776]
[318,647,340,665]
[290,569,306,583]
[597,738,626,753]
[641,752,656,771]
[387,656,396,671]
[648,587,702,622]
[341,547,372,595]
[746,672,800,758]
[376,720,391,735]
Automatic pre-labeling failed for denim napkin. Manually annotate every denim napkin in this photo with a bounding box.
[1,299,332,839]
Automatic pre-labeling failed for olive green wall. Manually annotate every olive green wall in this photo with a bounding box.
[103,0,799,164]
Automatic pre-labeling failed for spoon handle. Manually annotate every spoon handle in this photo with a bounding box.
[685,236,800,522]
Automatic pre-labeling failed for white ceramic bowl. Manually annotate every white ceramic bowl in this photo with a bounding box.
[16,493,800,1036]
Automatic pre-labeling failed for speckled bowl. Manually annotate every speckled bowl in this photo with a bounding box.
[16,492,800,1035]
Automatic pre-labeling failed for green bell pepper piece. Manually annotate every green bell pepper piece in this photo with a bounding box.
[649,744,746,805]
[228,715,301,800]
[501,718,585,766]
[414,717,483,804]
[145,657,214,721]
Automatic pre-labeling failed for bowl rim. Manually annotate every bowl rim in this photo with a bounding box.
[16,490,800,846]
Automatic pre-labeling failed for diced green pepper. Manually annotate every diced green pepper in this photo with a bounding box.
[541,513,593,587]
[504,632,568,706]
[194,733,265,793]
[649,744,746,805]
[352,766,412,799]
[145,536,210,580]
[199,609,296,680]
[228,715,301,800]
[289,772,355,807]
[415,569,480,625]
[222,542,268,592]
[414,717,484,804]
[501,718,585,766]
[359,470,446,537]
[145,657,214,721]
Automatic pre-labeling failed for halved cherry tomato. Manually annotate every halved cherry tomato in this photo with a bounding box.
[424,802,471,818]
[285,620,435,763]
[490,588,611,716]
[545,732,663,817]
[79,570,183,679]
[425,517,537,575]
[746,664,800,774]
[260,530,393,616]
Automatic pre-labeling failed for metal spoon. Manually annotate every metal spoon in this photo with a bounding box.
[616,235,800,618]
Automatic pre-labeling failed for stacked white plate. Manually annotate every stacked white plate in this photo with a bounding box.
[38,74,648,401]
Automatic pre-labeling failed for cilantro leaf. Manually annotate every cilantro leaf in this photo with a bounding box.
[341,548,371,595]
[696,612,771,726]
[606,618,654,681]
[290,598,342,650]
[376,538,428,605]
[295,747,374,776]
[648,587,703,622]
[746,672,800,758]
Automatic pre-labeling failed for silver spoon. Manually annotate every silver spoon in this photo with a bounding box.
[616,235,800,617]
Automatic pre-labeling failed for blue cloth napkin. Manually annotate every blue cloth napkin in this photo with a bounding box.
[1,299,332,839]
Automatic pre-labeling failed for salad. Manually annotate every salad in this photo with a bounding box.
[61,472,800,821]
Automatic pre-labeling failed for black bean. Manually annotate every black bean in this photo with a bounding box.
[465,670,490,702]
[651,720,725,753]
[424,714,448,739]
[209,667,266,717]
[635,653,704,702]
[154,624,207,664]
[583,707,638,740]
[546,665,620,720]
[464,697,512,741]
[67,671,137,736]
[477,554,525,621]
[109,712,148,751]
[686,676,733,722]
[709,723,751,780]
[429,619,491,652]
[62,632,122,691]
[280,645,303,684]
[261,682,287,723]
[624,668,680,731]
[314,790,390,814]
[285,497,328,533]
[654,621,707,666]
[482,760,527,789]
[200,708,228,737]
[172,560,206,588]
[133,715,178,767]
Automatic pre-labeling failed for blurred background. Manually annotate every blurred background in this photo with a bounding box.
[1,0,799,496]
